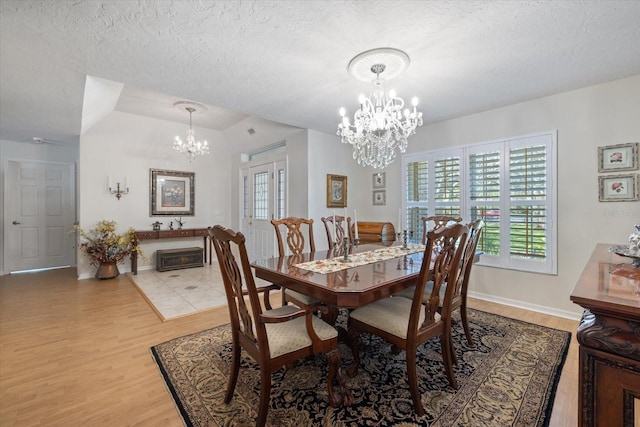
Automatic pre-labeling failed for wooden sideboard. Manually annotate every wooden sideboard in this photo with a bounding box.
[130,228,211,275]
[570,243,640,426]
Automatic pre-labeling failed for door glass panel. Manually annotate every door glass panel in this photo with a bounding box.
[253,171,269,220]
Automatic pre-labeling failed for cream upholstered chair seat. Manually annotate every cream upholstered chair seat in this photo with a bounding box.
[349,297,432,339]
[262,305,338,358]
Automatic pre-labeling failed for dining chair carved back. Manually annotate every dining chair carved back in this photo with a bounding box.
[346,223,469,415]
[421,215,462,244]
[451,219,484,346]
[397,219,485,352]
[209,225,350,426]
[321,215,353,249]
[271,217,319,307]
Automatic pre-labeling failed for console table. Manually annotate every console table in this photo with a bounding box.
[570,243,640,426]
[130,228,211,275]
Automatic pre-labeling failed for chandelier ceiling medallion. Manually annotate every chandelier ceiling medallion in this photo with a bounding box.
[337,48,423,169]
[173,101,209,162]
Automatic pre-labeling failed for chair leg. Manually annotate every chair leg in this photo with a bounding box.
[225,339,241,403]
[461,304,473,345]
[440,329,457,389]
[346,324,361,378]
[326,348,353,407]
[406,348,424,416]
[256,369,272,427]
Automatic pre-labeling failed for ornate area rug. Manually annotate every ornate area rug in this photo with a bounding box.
[151,309,570,426]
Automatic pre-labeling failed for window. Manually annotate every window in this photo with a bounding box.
[402,131,556,274]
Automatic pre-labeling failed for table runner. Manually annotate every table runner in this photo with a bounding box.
[294,244,425,274]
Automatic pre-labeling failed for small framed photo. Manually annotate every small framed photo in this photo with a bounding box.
[150,169,195,215]
[372,189,386,206]
[373,172,386,189]
[326,174,347,207]
[598,174,638,202]
[598,142,638,172]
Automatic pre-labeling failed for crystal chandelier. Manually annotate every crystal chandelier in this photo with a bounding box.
[337,48,423,169]
[173,102,209,162]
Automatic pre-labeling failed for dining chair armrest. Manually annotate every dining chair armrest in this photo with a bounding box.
[259,308,307,324]
[243,284,280,295]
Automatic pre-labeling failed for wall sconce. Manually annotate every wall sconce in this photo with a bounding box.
[108,176,129,200]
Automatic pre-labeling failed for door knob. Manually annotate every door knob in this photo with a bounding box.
[12,220,21,225]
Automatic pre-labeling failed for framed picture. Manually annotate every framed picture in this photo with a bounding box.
[373,189,386,206]
[598,142,638,172]
[150,169,195,215]
[326,174,347,207]
[373,172,386,189]
[598,174,638,202]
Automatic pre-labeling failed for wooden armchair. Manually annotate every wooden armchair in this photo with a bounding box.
[320,215,353,249]
[396,219,485,349]
[209,225,351,426]
[271,217,319,307]
[346,223,469,415]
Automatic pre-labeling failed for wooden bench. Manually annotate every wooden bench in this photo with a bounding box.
[156,247,204,272]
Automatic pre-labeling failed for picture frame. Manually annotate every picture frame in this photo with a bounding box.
[326,174,348,208]
[598,174,638,202]
[150,169,195,215]
[372,189,386,206]
[373,172,386,189]
[598,142,638,172]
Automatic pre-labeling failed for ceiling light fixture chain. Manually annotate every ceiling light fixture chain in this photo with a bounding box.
[337,48,423,169]
[173,102,209,162]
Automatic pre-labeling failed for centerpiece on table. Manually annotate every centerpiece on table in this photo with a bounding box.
[74,220,142,279]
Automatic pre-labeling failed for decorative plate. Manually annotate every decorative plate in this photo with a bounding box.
[609,245,640,267]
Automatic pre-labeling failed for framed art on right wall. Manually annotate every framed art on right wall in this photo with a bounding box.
[598,174,639,202]
[598,142,638,172]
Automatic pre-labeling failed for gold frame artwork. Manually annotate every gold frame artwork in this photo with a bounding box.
[326,174,348,207]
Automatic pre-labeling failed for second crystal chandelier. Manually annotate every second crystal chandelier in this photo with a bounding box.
[337,48,423,169]
[173,101,209,162]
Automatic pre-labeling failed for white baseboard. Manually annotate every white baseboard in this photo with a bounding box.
[468,291,582,321]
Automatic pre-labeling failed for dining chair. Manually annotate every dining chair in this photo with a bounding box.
[421,215,462,244]
[321,215,353,249]
[397,219,485,349]
[271,217,319,307]
[346,223,469,416]
[209,225,351,426]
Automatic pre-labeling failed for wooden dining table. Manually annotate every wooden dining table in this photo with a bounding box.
[251,244,426,310]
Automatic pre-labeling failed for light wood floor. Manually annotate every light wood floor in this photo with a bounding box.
[0,268,579,426]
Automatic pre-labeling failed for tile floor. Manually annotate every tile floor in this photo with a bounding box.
[127,263,270,321]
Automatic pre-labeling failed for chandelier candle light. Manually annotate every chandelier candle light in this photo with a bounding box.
[173,101,209,162]
[337,48,423,169]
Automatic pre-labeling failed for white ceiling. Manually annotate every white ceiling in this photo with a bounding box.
[2,0,640,151]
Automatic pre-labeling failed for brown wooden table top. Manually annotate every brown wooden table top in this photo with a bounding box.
[252,244,425,309]
[570,243,640,320]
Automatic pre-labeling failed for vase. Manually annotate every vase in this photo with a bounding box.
[95,261,120,279]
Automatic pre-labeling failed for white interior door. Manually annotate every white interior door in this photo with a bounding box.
[4,160,76,272]
[241,159,287,261]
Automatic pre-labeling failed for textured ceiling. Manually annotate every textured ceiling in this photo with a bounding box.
[1,0,640,151]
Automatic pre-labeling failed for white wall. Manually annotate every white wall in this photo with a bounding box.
[390,74,640,318]
[77,111,232,278]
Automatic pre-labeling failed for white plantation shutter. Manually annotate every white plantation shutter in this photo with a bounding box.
[402,131,556,274]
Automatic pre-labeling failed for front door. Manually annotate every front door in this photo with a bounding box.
[4,160,76,272]
[241,159,287,262]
